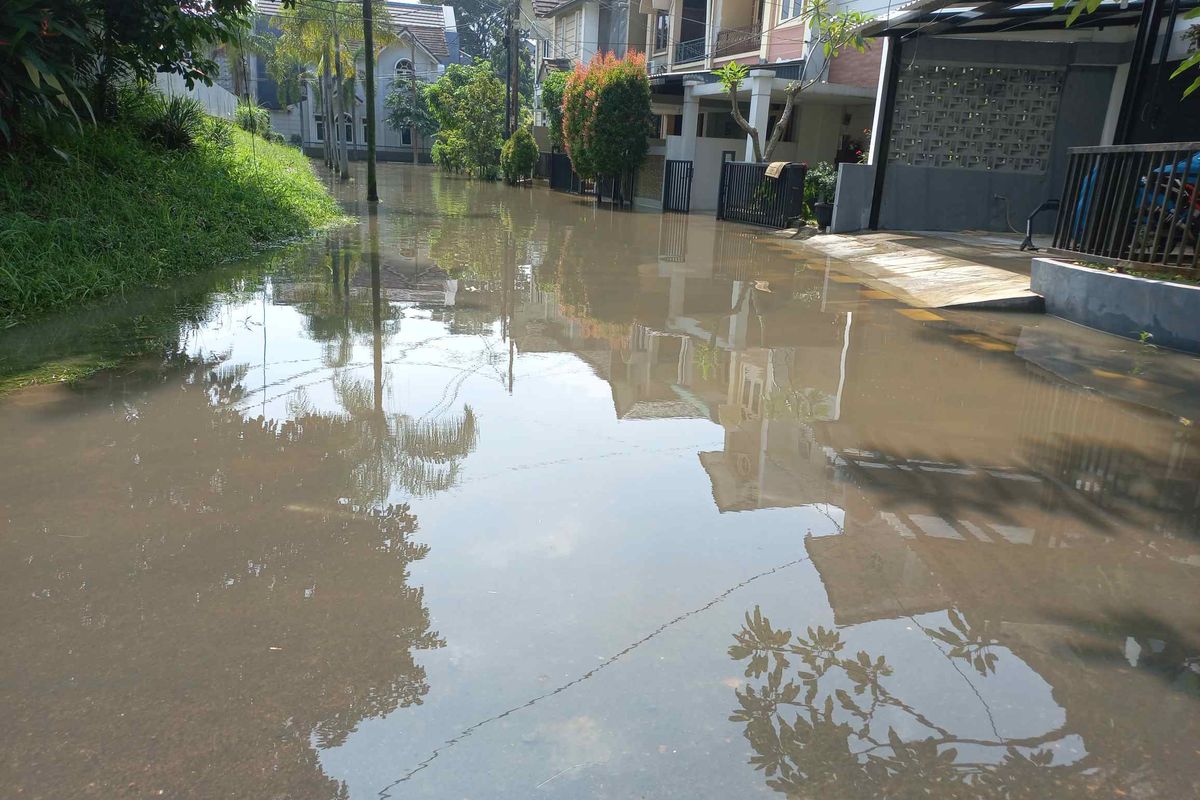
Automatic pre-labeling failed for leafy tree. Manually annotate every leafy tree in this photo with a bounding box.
[714,0,870,162]
[384,79,437,139]
[540,69,569,149]
[449,0,507,61]
[0,1,93,142]
[500,125,538,184]
[425,60,503,178]
[89,0,256,120]
[562,51,652,184]
[267,0,393,177]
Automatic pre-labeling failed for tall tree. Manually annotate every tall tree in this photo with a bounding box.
[269,0,392,178]
[89,0,255,119]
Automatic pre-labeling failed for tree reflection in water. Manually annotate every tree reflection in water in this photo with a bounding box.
[727,607,1142,799]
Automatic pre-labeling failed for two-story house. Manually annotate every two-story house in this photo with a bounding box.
[224,0,462,162]
[641,0,881,210]
[531,0,649,132]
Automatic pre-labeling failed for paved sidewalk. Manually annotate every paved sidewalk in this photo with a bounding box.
[765,230,1043,311]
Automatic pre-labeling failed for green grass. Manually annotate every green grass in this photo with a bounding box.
[0,123,347,326]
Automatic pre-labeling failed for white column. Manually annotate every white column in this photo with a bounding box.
[680,80,701,161]
[745,69,774,161]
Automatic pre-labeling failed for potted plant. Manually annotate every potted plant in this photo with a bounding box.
[805,161,837,232]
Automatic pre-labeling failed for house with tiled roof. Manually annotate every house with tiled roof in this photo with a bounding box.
[219,0,463,162]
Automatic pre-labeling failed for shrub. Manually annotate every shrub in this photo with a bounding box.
[234,101,270,136]
[425,60,503,178]
[288,133,302,147]
[143,94,207,150]
[539,70,568,149]
[0,1,92,143]
[562,52,651,182]
[804,160,838,207]
[204,117,235,152]
[431,130,468,172]
[268,131,286,145]
[501,126,539,185]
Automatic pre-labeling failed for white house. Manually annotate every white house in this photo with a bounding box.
[228,0,462,162]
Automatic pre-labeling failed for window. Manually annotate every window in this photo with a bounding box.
[542,38,552,58]
[780,0,803,21]
[395,58,414,78]
[401,128,412,146]
[343,113,353,143]
[654,12,669,52]
[314,113,324,141]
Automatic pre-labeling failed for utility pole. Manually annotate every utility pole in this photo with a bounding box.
[363,0,379,202]
[505,0,520,138]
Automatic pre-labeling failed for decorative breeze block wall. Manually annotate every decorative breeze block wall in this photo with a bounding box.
[889,63,1064,173]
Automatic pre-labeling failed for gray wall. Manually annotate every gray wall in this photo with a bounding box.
[878,38,1124,233]
[831,163,874,233]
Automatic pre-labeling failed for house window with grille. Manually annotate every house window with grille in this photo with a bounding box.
[314,113,324,141]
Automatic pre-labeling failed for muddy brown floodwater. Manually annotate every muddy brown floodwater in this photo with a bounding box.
[2,164,1199,800]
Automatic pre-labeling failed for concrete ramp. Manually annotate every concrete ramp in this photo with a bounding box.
[765,231,1043,311]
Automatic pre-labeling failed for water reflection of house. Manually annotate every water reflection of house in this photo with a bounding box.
[352,261,458,306]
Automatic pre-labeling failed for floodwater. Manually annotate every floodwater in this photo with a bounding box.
[2,164,1199,800]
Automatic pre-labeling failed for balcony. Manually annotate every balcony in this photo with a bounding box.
[675,37,706,64]
[714,25,761,58]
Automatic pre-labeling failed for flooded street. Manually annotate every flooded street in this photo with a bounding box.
[2,163,1200,799]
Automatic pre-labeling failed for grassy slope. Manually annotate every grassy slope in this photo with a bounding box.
[0,125,345,326]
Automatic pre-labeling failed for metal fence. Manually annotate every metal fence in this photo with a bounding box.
[663,159,693,213]
[717,162,808,228]
[1053,142,1200,272]
[546,152,583,194]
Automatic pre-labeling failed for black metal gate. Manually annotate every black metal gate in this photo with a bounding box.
[663,159,693,213]
[717,162,807,228]
[548,152,580,193]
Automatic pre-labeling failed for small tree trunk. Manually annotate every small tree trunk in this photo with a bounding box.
[334,28,349,180]
[322,51,334,169]
[725,81,763,162]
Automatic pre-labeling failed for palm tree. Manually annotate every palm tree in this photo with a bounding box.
[268,0,392,178]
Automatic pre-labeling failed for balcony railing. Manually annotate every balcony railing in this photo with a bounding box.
[714,25,762,57]
[1053,142,1200,273]
[675,37,706,64]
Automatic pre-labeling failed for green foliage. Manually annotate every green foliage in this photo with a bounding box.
[500,126,538,185]
[205,117,236,152]
[0,0,94,142]
[562,52,652,182]
[804,160,837,206]
[425,60,503,178]
[384,80,438,139]
[143,94,207,151]
[713,61,750,95]
[431,129,468,172]
[234,100,270,136]
[0,122,344,325]
[540,70,569,148]
[2,0,255,140]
